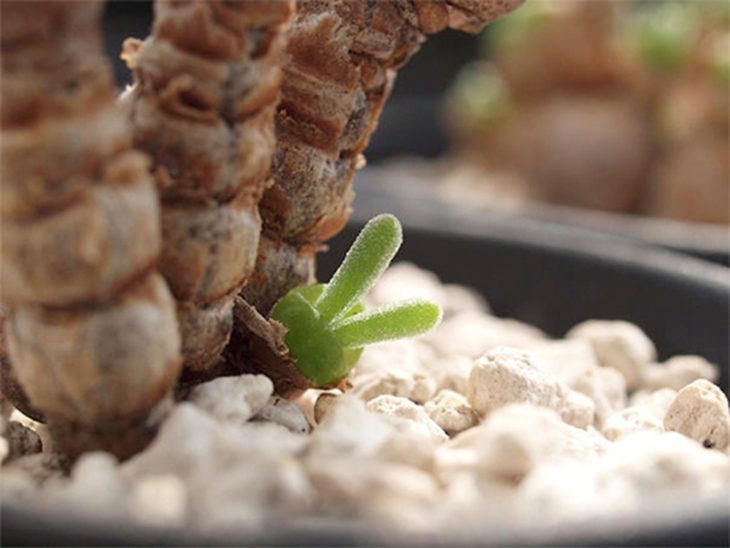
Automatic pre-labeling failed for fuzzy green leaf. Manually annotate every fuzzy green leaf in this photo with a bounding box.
[315,214,402,324]
[333,300,442,349]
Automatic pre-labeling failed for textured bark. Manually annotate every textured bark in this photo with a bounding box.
[227,0,523,393]
[0,0,181,460]
[122,0,295,375]
[240,0,524,316]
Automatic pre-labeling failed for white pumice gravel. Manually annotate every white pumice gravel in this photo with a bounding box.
[567,320,657,391]
[644,355,719,392]
[188,374,273,425]
[663,380,730,451]
[254,396,311,434]
[1,263,728,536]
[425,389,479,435]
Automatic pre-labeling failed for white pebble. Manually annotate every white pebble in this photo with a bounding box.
[425,390,479,435]
[431,355,473,396]
[351,369,436,405]
[427,312,545,360]
[191,457,312,532]
[567,320,656,391]
[664,379,730,451]
[467,347,594,427]
[602,408,664,441]
[308,396,396,460]
[644,355,719,392]
[571,366,627,428]
[458,404,607,480]
[529,339,600,387]
[123,403,307,482]
[307,459,439,529]
[558,388,596,429]
[56,452,127,518]
[369,262,489,318]
[189,374,273,424]
[628,388,677,418]
[467,347,559,415]
[130,474,187,527]
[366,395,448,444]
[254,396,311,434]
[0,435,7,463]
[313,392,339,425]
[596,431,730,497]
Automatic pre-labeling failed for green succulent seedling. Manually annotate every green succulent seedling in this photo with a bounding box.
[270,214,442,388]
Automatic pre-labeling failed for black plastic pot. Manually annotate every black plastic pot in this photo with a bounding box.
[2,206,729,546]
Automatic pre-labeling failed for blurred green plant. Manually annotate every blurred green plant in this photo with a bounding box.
[446,61,511,130]
[710,32,730,87]
[483,0,554,54]
[270,214,442,387]
[630,1,700,72]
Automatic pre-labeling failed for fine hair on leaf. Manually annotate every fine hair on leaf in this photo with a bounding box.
[315,214,402,324]
[333,299,442,349]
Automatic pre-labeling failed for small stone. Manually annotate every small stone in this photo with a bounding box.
[58,452,127,518]
[189,374,273,424]
[313,392,339,425]
[558,388,595,429]
[426,312,545,360]
[663,379,730,451]
[130,474,187,527]
[467,347,560,416]
[0,435,8,463]
[597,431,730,496]
[308,396,396,460]
[351,369,435,404]
[3,452,63,484]
[628,388,677,418]
[467,347,596,428]
[572,366,627,428]
[306,458,439,529]
[2,420,41,463]
[529,339,600,388]
[456,404,607,480]
[645,355,719,392]
[123,404,308,481]
[424,389,479,435]
[567,320,656,391]
[432,355,473,396]
[366,395,448,444]
[602,408,664,441]
[254,396,311,434]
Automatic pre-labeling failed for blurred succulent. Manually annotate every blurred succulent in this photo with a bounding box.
[710,32,730,87]
[270,214,442,388]
[483,0,555,54]
[630,1,700,72]
[446,61,511,131]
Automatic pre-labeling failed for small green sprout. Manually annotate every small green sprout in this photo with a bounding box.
[270,214,442,388]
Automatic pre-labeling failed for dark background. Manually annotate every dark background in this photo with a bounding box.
[103,0,485,162]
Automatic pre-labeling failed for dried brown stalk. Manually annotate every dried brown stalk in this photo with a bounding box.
[121,0,295,377]
[0,0,181,461]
